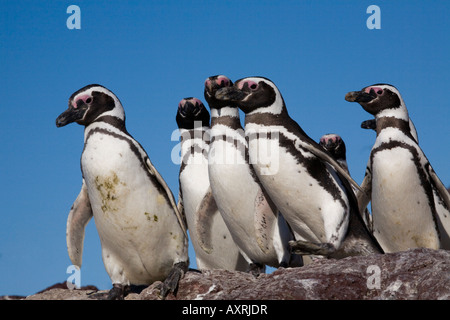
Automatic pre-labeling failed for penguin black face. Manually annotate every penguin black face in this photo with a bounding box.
[56,84,118,127]
[345,84,401,116]
[204,75,233,108]
[319,134,346,161]
[176,97,210,130]
[215,77,278,114]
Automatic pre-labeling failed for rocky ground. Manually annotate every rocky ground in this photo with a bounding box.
[2,248,449,300]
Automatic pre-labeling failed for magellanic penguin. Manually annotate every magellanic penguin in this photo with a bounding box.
[56,84,189,299]
[202,75,302,273]
[176,97,249,271]
[345,84,450,252]
[215,76,377,258]
[319,134,382,253]
[361,117,419,143]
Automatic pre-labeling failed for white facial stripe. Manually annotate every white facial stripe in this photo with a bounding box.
[74,86,107,101]
[366,85,409,121]
[243,78,284,116]
[79,86,125,122]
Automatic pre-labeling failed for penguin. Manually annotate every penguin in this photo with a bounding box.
[201,75,302,273]
[345,84,450,252]
[176,97,249,271]
[215,76,379,258]
[56,84,189,299]
[361,118,419,143]
[319,134,349,172]
[319,134,375,237]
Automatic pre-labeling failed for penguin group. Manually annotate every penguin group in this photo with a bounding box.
[56,77,449,299]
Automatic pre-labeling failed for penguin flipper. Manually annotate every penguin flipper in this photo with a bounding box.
[289,240,335,256]
[145,157,188,239]
[195,187,219,254]
[67,179,93,267]
[357,167,372,219]
[427,164,450,248]
[428,164,450,210]
[177,188,185,224]
[254,188,276,254]
[301,142,363,193]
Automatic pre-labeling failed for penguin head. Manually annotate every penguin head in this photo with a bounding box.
[344,84,404,117]
[319,134,346,161]
[204,75,233,109]
[56,84,125,127]
[176,97,210,130]
[215,77,283,114]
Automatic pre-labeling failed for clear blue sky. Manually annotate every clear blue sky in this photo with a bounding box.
[0,1,448,296]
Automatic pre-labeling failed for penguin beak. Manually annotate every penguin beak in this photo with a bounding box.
[345,90,375,103]
[55,106,87,127]
[323,138,337,150]
[215,86,247,102]
[178,99,201,117]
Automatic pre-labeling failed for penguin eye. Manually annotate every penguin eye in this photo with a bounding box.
[86,97,93,104]
[240,80,258,91]
[368,87,383,96]
[217,77,230,87]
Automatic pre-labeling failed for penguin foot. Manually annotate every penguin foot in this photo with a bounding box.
[107,283,130,300]
[159,261,188,298]
[88,283,130,300]
[246,263,265,277]
[289,240,335,256]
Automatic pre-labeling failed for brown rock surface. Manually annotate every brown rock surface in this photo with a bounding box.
[7,248,449,300]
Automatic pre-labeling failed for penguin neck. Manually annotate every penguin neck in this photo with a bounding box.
[375,116,414,140]
[244,100,290,127]
[83,111,128,142]
[375,105,409,122]
[95,114,126,130]
[88,104,127,130]
[179,126,210,148]
[210,107,242,132]
[178,127,210,170]
[375,106,414,140]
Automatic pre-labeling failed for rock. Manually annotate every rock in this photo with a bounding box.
[151,248,449,300]
[36,281,99,294]
[26,288,96,300]
[5,248,449,300]
[25,281,99,300]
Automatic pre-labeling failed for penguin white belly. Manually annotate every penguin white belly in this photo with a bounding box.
[371,146,440,252]
[247,130,348,246]
[208,138,280,266]
[82,134,186,285]
[180,161,246,270]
